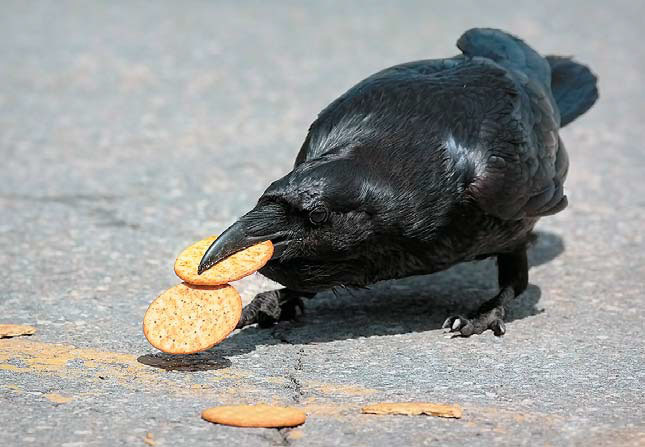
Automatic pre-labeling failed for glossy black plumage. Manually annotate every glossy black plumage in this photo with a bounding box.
[199,28,598,336]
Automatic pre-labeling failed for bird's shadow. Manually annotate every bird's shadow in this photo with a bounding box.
[212,230,563,356]
[137,231,563,367]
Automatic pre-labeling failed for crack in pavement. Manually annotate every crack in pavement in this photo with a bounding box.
[0,193,140,229]
[276,428,292,446]
[287,348,305,404]
[270,324,306,405]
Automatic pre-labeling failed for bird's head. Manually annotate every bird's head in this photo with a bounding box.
[198,156,396,290]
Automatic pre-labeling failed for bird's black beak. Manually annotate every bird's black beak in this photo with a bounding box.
[197,206,288,275]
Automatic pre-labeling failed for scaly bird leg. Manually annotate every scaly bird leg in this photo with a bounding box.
[443,246,528,336]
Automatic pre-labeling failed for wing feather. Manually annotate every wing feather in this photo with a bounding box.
[296,57,568,220]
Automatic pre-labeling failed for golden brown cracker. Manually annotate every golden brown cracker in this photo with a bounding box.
[201,404,306,428]
[0,324,37,338]
[361,402,462,418]
[174,236,273,286]
[143,283,242,354]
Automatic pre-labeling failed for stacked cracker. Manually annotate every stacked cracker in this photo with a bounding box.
[143,236,273,354]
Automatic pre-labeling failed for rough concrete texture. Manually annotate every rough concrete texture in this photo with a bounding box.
[1,1,644,446]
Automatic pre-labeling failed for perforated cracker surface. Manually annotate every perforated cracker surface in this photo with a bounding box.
[174,236,273,286]
[143,283,242,354]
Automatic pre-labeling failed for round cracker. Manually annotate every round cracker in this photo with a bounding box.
[201,404,306,428]
[143,283,242,354]
[174,236,274,286]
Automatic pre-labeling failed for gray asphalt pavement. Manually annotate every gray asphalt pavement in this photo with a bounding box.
[1,1,644,446]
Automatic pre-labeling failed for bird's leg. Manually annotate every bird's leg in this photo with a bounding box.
[443,246,528,337]
[236,288,313,329]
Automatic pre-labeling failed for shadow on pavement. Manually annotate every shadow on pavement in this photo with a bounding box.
[137,352,232,371]
[146,231,563,360]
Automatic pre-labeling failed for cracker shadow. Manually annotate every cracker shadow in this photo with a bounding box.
[214,230,562,355]
[137,352,232,371]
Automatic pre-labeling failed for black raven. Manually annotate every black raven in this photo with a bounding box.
[198,28,598,336]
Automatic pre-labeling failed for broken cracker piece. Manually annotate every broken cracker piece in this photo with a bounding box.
[143,283,242,354]
[361,402,462,418]
[0,324,37,338]
[174,235,273,286]
[201,404,306,428]
[143,432,156,446]
[44,393,73,404]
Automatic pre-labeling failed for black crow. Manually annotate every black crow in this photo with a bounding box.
[198,28,598,336]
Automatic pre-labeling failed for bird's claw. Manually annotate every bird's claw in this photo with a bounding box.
[237,290,305,329]
[442,314,506,337]
[258,296,304,328]
[278,296,305,322]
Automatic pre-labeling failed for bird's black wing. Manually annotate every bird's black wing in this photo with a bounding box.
[294,57,464,166]
[460,63,568,220]
[455,28,568,219]
[297,57,568,220]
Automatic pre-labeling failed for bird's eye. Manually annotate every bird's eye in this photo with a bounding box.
[309,205,329,225]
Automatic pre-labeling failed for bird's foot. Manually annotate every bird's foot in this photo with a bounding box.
[442,307,506,337]
[236,289,305,329]
[443,286,515,337]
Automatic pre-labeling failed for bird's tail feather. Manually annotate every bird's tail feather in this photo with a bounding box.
[457,28,550,86]
[546,56,599,127]
[457,28,598,128]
